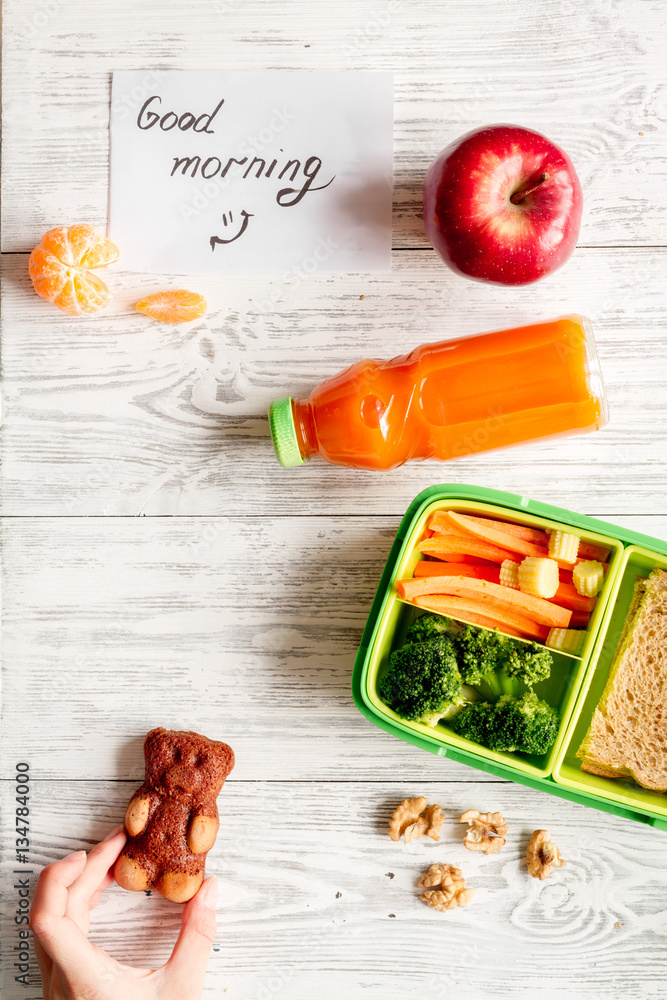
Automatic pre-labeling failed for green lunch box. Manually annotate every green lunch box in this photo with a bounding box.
[352,484,667,830]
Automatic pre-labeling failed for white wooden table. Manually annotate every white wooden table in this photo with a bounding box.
[2,2,667,997]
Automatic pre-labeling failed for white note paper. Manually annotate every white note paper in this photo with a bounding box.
[109,71,393,275]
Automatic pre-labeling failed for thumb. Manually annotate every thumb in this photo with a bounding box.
[162,877,217,996]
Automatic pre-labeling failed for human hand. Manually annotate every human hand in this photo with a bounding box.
[30,826,218,999]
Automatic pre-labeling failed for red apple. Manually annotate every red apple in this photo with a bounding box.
[423,124,583,285]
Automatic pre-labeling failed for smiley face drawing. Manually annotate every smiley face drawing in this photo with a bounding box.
[210,209,253,250]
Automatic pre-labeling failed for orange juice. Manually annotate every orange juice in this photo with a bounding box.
[269,315,608,471]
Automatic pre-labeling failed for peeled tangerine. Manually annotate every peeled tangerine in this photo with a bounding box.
[29,225,119,315]
[135,290,207,325]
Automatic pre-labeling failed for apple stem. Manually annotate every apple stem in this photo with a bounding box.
[509,172,550,205]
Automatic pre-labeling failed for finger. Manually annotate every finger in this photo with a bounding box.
[31,851,87,939]
[29,852,112,979]
[88,872,115,911]
[33,937,53,996]
[71,826,126,901]
[102,823,126,843]
[161,876,218,994]
[66,827,126,929]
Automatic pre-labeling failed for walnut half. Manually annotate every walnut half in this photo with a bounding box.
[419,863,475,912]
[459,809,508,854]
[388,797,444,843]
[526,829,565,879]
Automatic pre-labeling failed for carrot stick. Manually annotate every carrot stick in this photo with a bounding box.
[429,511,548,546]
[430,553,469,563]
[413,598,524,637]
[548,582,595,613]
[430,527,599,573]
[441,510,550,558]
[413,595,550,642]
[569,610,591,628]
[424,553,500,566]
[578,540,611,562]
[418,534,516,564]
[398,575,571,628]
[413,564,589,609]
[413,562,483,579]
[423,522,461,536]
[427,511,610,566]
[413,562,500,582]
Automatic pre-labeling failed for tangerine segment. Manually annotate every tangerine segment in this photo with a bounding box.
[135,290,208,325]
[29,224,120,316]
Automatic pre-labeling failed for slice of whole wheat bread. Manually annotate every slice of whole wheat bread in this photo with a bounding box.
[577,567,667,792]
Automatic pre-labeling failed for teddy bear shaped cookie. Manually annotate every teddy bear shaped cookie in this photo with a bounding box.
[114,727,235,902]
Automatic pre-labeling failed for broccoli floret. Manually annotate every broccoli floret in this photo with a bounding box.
[451,691,559,755]
[379,637,464,727]
[405,612,459,645]
[387,616,559,755]
[507,642,553,686]
[492,693,560,753]
[448,699,493,745]
[479,641,552,699]
[453,625,515,685]
[408,618,552,693]
[453,626,552,693]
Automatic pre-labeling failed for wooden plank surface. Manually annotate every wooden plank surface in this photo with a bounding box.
[2,513,666,781]
[2,247,667,516]
[2,0,667,998]
[2,0,666,251]
[0,513,510,782]
[2,779,666,1000]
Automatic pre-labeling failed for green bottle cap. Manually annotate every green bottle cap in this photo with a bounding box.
[268,397,305,468]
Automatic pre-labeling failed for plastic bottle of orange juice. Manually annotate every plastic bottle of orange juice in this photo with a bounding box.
[268,315,608,471]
